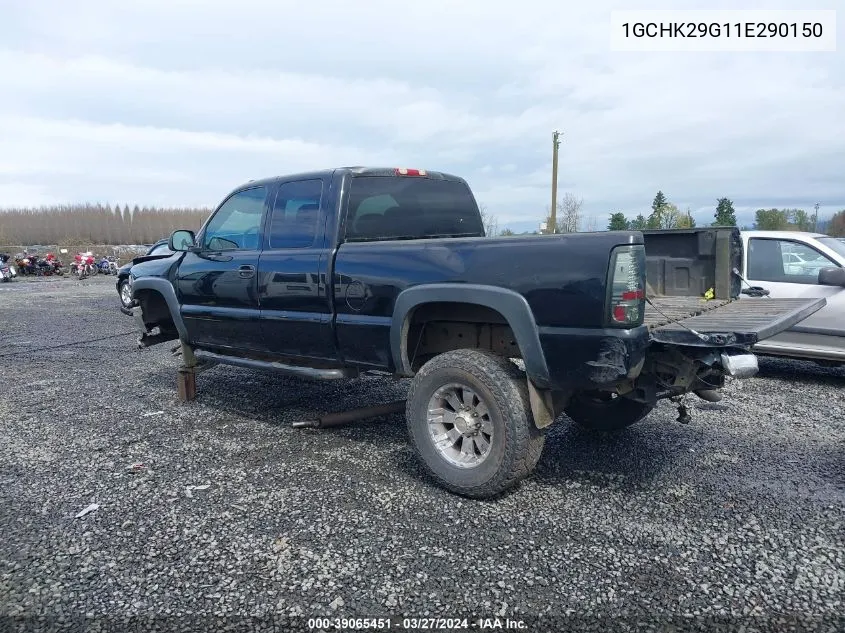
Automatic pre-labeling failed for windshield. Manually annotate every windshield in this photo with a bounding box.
[344,176,484,241]
[817,237,845,261]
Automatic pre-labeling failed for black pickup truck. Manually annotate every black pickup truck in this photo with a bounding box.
[126,167,825,498]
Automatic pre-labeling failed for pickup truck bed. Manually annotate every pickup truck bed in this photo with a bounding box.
[642,229,827,346]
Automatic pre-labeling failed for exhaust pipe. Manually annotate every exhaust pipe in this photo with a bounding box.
[720,352,758,379]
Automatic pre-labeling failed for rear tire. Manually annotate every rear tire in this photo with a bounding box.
[565,392,654,433]
[406,349,546,499]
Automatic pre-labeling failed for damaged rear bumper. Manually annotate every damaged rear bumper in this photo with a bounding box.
[538,325,651,390]
[538,324,762,393]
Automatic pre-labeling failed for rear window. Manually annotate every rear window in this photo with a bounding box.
[344,176,484,241]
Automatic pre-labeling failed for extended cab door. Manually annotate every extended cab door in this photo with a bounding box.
[257,178,336,360]
[175,185,268,350]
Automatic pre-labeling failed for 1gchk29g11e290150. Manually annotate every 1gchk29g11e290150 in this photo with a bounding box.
[621,21,824,38]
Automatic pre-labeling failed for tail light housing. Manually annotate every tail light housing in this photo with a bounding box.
[606,244,646,327]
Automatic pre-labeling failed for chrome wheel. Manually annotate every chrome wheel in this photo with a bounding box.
[427,382,494,468]
[120,281,132,307]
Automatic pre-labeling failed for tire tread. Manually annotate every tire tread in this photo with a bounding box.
[406,349,545,499]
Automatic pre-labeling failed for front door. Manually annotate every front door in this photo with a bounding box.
[176,185,268,350]
[258,178,335,360]
[743,236,845,348]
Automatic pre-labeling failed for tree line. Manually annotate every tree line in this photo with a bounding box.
[0,204,211,246]
[3,197,843,246]
[607,191,728,231]
[752,207,844,235]
[606,192,844,237]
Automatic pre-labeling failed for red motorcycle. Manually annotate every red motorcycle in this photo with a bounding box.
[72,252,97,279]
[42,252,64,276]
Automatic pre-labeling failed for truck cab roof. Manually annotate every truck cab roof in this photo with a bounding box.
[234,167,466,193]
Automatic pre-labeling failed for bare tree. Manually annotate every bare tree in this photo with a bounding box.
[541,192,583,234]
[582,215,598,232]
[0,203,211,247]
[560,192,583,233]
[479,204,499,237]
[658,203,682,229]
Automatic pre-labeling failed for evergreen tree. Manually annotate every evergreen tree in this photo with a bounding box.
[629,214,648,230]
[648,190,668,228]
[651,191,667,213]
[713,197,737,226]
[607,212,629,231]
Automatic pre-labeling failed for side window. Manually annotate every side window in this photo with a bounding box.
[748,238,838,284]
[202,186,267,251]
[267,179,323,249]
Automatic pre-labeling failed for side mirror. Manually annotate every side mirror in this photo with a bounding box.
[818,267,845,287]
[169,230,196,252]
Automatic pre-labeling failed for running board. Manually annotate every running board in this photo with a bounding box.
[192,349,359,380]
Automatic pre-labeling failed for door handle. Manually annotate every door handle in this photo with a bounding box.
[238,265,256,279]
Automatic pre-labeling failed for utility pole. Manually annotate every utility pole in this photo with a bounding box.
[813,202,820,232]
[550,131,561,234]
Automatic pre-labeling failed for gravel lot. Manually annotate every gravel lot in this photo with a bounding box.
[1,276,843,632]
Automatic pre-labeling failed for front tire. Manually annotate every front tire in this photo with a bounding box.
[118,280,132,308]
[406,349,546,499]
[564,392,654,432]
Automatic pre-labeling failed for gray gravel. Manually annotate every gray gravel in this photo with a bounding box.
[0,276,843,632]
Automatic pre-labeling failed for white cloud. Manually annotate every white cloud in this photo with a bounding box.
[1,0,844,230]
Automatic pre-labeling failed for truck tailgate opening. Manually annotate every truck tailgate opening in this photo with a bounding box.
[647,297,827,347]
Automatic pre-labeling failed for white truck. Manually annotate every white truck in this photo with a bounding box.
[738,230,845,365]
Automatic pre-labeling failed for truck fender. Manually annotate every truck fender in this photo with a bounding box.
[390,283,551,388]
[131,277,189,341]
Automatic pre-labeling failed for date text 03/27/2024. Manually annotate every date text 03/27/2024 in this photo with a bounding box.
[307,617,527,631]
[610,10,837,52]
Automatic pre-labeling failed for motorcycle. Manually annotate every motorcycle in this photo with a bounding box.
[15,255,37,276]
[72,252,97,279]
[44,253,64,276]
[0,255,14,281]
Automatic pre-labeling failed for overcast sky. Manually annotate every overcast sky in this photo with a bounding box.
[1,0,843,232]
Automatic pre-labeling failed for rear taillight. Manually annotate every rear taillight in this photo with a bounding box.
[607,245,646,327]
[394,168,427,176]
